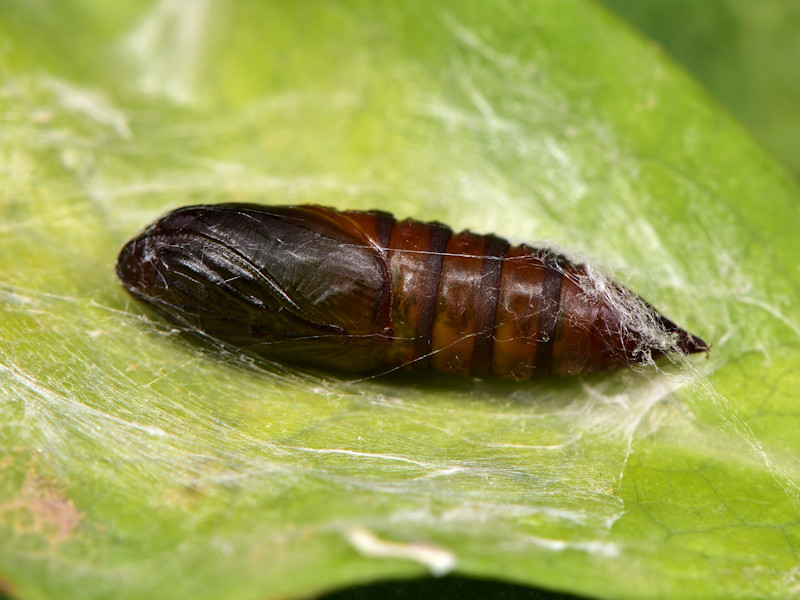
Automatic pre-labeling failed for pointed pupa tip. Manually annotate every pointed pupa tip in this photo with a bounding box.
[677,331,709,356]
[657,315,709,356]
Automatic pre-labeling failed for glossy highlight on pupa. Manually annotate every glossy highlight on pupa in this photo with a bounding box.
[116,204,707,379]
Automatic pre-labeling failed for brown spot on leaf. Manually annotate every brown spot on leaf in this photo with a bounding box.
[0,573,16,597]
[0,463,83,549]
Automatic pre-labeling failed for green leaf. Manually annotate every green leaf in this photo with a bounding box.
[598,0,800,178]
[1,1,798,599]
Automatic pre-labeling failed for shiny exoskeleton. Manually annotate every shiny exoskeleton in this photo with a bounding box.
[116,204,707,378]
